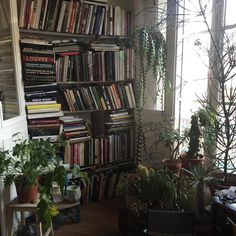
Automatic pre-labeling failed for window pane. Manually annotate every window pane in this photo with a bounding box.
[175,0,212,132]
[225,0,236,26]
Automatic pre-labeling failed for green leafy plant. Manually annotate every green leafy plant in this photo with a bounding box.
[117,165,178,213]
[4,139,62,188]
[4,138,66,228]
[0,149,11,175]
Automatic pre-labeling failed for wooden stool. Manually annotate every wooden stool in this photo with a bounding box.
[7,196,54,236]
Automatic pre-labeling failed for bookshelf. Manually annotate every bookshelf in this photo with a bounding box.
[17,0,136,203]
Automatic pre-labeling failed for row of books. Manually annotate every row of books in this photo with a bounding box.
[21,39,134,83]
[55,47,135,82]
[82,171,120,203]
[64,129,133,166]
[18,0,132,36]
[58,83,136,112]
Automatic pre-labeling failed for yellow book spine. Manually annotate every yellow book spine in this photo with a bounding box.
[27,103,61,110]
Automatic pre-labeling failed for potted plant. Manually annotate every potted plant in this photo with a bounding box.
[4,138,65,204]
[180,112,207,170]
[158,122,187,173]
[117,165,178,236]
[183,166,214,235]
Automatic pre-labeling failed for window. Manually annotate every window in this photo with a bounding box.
[175,0,212,133]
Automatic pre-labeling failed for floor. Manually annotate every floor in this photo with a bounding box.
[54,197,124,236]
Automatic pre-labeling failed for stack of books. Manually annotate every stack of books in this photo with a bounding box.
[61,116,91,166]
[25,83,63,142]
[20,38,56,83]
[106,109,135,132]
[60,116,91,143]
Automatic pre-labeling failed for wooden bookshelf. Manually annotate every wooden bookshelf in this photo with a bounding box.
[17,0,136,204]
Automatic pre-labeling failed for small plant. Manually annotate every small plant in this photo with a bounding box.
[159,122,187,162]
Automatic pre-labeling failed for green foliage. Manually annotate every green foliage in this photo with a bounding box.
[159,122,187,161]
[117,165,178,211]
[187,114,203,159]
[0,150,11,174]
[134,26,169,161]
[4,139,63,189]
[37,187,59,228]
[134,27,168,108]
[71,164,89,187]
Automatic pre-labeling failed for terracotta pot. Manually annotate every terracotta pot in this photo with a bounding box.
[15,179,38,204]
[180,153,205,171]
[162,159,182,175]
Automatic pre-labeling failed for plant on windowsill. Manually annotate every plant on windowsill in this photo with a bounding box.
[180,111,207,170]
[158,122,187,173]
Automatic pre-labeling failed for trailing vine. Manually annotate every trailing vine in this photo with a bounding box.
[133,26,169,161]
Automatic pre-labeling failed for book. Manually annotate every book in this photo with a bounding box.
[27,110,63,119]
[27,107,61,114]
[26,103,61,110]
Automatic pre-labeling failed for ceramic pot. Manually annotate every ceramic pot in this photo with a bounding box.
[66,185,81,202]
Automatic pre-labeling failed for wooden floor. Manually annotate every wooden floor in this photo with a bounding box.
[54,197,124,236]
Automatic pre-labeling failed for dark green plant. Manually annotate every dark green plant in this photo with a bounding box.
[184,165,214,225]
[0,149,11,174]
[145,169,178,210]
[187,114,203,159]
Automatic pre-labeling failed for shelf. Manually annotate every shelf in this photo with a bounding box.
[57,79,134,85]
[19,29,130,42]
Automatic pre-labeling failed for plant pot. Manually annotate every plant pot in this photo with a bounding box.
[162,159,182,175]
[180,153,205,171]
[15,180,38,204]
[66,185,81,202]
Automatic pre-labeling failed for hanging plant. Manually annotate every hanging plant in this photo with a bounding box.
[134,27,168,109]
[133,26,169,160]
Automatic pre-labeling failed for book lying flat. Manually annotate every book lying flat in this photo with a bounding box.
[27,111,63,119]
[27,103,61,110]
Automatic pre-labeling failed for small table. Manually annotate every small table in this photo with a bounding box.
[7,196,53,236]
[7,197,80,236]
